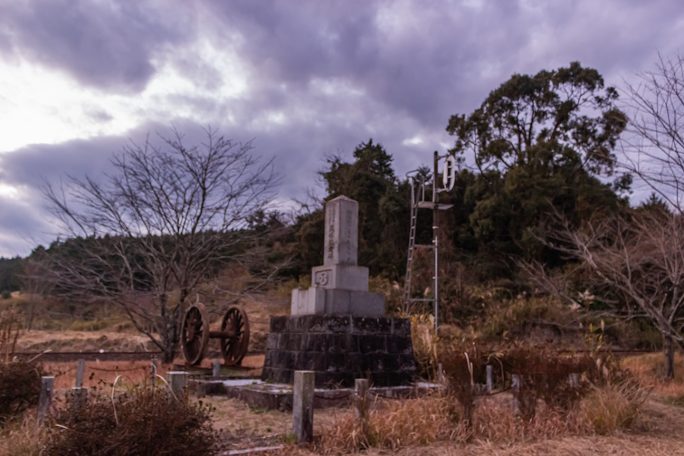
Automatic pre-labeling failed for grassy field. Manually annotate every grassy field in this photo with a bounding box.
[3,286,684,455]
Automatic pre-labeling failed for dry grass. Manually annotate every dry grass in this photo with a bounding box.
[317,396,455,453]
[581,381,649,435]
[43,386,217,456]
[205,396,341,452]
[0,307,21,361]
[16,330,152,352]
[314,382,650,455]
[623,352,684,404]
[0,415,45,456]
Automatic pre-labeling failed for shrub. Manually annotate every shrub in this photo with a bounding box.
[502,346,596,419]
[0,361,42,423]
[480,296,574,341]
[439,345,488,433]
[580,380,648,434]
[0,291,10,300]
[44,387,218,456]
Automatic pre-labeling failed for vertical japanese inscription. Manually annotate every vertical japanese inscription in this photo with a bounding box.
[326,205,335,261]
[345,208,353,263]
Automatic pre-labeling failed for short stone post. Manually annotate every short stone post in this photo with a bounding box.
[38,376,54,423]
[212,360,221,378]
[292,370,314,444]
[168,371,189,400]
[511,373,522,414]
[486,364,493,394]
[568,373,580,388]
[70,359,88,407]
[511,373,536,419]
[354,378,370,438]
[150,359,158,384]
[75,359,85,387]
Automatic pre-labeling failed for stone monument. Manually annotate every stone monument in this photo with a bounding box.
[262,195,417,387]
[291,195,384,316]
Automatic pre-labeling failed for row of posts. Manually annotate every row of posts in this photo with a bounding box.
[37,359,192,423]
[37,364,320,444]
[37,364,580,444]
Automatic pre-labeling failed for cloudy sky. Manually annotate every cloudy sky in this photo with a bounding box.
[0,0,681,257]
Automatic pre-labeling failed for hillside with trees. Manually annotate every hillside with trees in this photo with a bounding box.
[3,60,683,374]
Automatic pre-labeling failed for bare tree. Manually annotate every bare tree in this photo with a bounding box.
[19,256,54,331]
[544,210,684,379]
[40,128,277,362]
[623,53,684,213]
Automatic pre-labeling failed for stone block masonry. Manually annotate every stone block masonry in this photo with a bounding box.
[261,315,416,387]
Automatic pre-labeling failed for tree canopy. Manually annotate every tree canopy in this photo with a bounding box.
[444,62,631,275]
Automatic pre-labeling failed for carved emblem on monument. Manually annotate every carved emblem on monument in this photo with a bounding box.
[314,270,330,286]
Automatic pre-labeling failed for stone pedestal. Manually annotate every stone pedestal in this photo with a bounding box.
[261,315,416,387]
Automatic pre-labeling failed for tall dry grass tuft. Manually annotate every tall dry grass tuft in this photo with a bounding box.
[317,396,458,453]
[471,397,590,444]
[580,381,649,434]
[0,415,45,456]
[410,314,438,378]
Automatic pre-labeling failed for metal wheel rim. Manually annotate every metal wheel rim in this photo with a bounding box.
[180,303,209,366]
[220,306,250,366]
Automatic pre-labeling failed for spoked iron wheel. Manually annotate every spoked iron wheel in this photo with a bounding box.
[220,307,250,366]
[180,303,210,366]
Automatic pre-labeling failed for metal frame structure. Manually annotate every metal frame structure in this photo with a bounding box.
[403,151,453,330]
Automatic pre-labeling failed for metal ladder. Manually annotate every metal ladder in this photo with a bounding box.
[403,175,434,310]
[403,152,453,329]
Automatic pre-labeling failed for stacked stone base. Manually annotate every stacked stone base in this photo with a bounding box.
[261,315,417,387]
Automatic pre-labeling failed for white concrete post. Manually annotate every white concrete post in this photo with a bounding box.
[292,370,314,444]
[38,376,54,423]
[168,371,189,399]
[486,364,493,394]
[212,360,221,378]
[75,359,85,387]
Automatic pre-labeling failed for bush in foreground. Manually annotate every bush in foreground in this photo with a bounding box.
[44,387,218,456]
[0,361,42,424]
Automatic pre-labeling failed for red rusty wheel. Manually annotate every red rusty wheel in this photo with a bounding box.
[220,307,250,366]
[180,303,210,366]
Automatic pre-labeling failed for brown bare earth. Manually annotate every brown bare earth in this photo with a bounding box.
[16,330,152,352]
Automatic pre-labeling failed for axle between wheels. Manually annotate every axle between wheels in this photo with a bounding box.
[180,303,250,367]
